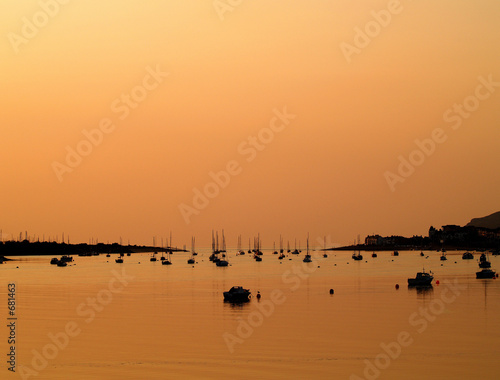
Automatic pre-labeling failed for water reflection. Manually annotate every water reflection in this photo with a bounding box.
[223,299,252,310]
[481,280,490,309]
[408,284,434,298]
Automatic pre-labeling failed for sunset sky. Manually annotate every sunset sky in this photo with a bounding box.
[1,0,499,248]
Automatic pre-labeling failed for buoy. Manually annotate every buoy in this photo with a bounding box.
[256,292,261,300]
[436,280,440,285]
[329,289,334,294]
[395,284,399,289]
[317,266,320,268]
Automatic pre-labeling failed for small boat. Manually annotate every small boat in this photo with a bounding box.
[323,236,328,258]
[303,235,312,263]
[127,253,131,256]
[393,251,399,256]
[150,238,158,261]
[491,249,500,256]
[60,255,73,263]
[420,252,424,257]
[162,243,173,265]
[479,253,491,268]
[372,252,377,258]
[476,269,497,279]
[56,260,67,267]
[188,237,196,264]
[253,235,263,258]
[462,252,474,260]
[278,252,285,260]
[236,235,244,255]
[223,286,251,303]
[106,253,111,258]
[115,257,123,263]
[210,231,220,262]
[216,259,229,267]
[408,270,433,286]
[352,252,363,261]
[50,258,59,265]
[440,253,447,261]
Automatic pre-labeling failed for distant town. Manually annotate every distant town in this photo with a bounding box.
[335,225,498,251]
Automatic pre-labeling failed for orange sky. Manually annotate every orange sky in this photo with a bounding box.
[1,0,499,247]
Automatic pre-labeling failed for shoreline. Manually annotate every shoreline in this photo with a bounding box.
[0,241,187,258]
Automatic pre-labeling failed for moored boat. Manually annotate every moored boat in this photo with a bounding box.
[408,270,433,286]
[479,253,491,268]
[462,251,474,260]
[188,236,196,264]
[303,234,312,263]
[216,259,229,267]
[223,286,251,302]
[352,252,363,261]
[476,269,496,279]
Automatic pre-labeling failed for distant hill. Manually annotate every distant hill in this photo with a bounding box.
[466,211,500,229]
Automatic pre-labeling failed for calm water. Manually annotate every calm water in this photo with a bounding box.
[1,250,499,379]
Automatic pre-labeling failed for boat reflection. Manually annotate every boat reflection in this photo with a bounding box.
[223,299,252,309]
[408,284,434,297]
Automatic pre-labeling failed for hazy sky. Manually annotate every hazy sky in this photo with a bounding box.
[1,1,499,247]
